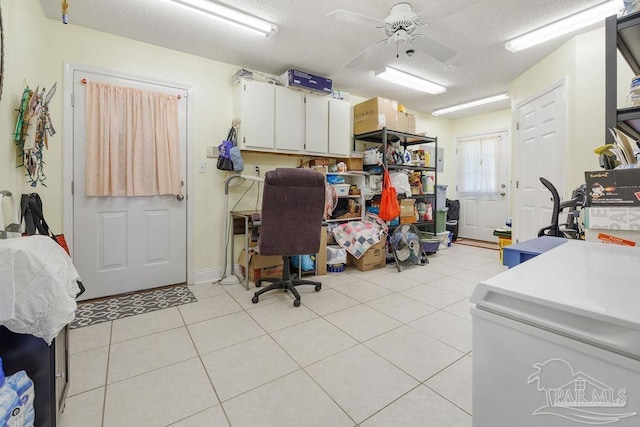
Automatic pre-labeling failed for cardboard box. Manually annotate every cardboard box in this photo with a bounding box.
[238,250,284,282]
[584,229,639,246]
[281,69,332,94]
[317,226,328,275]
[400,199,416,218]
[585,169,640,206]
[396,112,416,134]
[406,113,416,134]
[585,207,640,230]
[354,97,403,134]
[347,236,387,271]
[309,158,330,167]
[344,155,363,171]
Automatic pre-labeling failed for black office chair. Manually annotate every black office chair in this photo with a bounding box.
[251,168,325,307]
[537,177,586,239]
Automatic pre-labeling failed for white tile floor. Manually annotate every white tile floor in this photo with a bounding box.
[60,244,506,427]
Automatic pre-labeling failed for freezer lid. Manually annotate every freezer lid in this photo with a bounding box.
[471,240,640,359]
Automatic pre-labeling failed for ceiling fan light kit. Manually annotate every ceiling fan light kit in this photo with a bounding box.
[505,0,622,52]
[169,0,278,37]
[432,93,510,116]
[375,66,446,95]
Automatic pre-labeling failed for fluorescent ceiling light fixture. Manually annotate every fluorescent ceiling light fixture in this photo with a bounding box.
[170,0,278,37]
[375,66,447,95]
[432,93,510,116]
[505,0,622,52]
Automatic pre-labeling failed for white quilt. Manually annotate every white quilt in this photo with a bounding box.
[0,236,81,344]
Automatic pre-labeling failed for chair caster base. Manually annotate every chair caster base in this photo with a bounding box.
[252,295,259,304]
[293,299,300,307]
[315,284,321,292]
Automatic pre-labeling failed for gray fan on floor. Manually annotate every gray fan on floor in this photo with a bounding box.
[389,224,426,269]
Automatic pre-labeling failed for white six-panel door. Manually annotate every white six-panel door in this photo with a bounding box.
[72,69,188,300]
[515,82,567,243]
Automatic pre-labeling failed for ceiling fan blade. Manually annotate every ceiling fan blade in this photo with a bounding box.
[416,0,468,20]
[413,36,457,63]
[327,9,384,27]
[343,42,381,69]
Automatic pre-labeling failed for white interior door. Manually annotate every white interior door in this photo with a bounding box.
[515,82,567,243]
[457,131,509,242]
[72,69,188,300]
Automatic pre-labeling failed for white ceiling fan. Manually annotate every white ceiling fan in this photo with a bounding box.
[327,2,459,69]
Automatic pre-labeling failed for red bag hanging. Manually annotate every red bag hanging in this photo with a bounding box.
[378,169,400,221]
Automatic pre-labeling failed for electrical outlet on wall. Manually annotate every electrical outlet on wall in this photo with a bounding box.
[198,161,207,173]
[255,166,260,175]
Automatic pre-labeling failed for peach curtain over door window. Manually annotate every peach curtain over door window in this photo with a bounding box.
[85,81,182,196]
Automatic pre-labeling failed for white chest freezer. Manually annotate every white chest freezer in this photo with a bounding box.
[471,240,640,426]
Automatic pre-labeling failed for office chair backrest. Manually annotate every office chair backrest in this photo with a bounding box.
[539,177,561,237]
[259,168,325,256]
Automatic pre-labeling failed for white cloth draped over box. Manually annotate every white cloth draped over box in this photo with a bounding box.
[0,236,81,344]
[85,81,182,196]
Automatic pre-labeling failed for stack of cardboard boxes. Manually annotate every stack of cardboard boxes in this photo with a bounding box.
[353,97,416,135]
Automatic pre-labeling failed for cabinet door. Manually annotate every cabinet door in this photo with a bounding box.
[328,98,351,156]
[275,86,304,152]
[240,80,274,149]
[305,96,329,154]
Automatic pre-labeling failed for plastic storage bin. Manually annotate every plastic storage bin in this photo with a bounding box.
[436,185,447,211]
[332,184,350,196]
[426,208,448,234]
[420,237,440,254]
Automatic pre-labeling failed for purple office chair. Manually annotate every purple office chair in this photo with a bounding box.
[251,168,325,307]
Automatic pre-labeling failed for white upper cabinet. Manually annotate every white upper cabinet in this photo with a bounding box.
[274,86,304,152]
[235,79,275,150]
[328,98,351,157]
[304,96,329,154]
[235,79,351,156]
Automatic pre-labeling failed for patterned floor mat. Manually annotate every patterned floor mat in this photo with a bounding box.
[70,285,197,329]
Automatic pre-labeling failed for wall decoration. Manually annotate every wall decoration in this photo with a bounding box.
[13,83,57,187]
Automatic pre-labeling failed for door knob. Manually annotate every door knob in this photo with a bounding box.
[500,192,506,196]
[177,194,185,201]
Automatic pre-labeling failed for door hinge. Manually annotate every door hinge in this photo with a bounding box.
[71,181,74,195]
[516,122,520,130]
[516,180,519,189]
[71,92,75,107]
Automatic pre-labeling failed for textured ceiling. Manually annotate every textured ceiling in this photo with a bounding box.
[38,0,608,118]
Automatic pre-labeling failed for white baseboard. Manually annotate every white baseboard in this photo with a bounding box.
[193,264,240,285]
